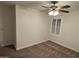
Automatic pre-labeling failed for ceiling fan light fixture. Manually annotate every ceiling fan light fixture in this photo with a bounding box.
[48,11,53,16]
[48,11,59,16]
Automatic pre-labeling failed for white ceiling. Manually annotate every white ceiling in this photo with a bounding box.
[0,1,79,12]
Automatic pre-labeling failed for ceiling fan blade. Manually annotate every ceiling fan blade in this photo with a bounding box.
[42,6,49,8]
[61,5,71,9]
[39,9,48,12]
[59,10,69,13]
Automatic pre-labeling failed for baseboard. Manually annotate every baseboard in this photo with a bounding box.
[1,43,14,47]
[16,40,48,50]
[49,39,79,53]
[0,44,5,47]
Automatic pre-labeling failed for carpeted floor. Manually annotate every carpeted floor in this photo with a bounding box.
[0,40,79,58]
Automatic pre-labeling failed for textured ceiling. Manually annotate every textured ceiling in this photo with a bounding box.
[0,1,79,12]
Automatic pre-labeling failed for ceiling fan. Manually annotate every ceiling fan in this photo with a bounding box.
[42,1,71,16]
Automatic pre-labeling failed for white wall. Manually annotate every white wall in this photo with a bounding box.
[0,5,15,46]
[49,11,79,52]
[0,6,3,46]
[16,5,50,50]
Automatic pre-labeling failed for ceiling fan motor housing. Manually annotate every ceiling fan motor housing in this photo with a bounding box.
[51,1,58,4]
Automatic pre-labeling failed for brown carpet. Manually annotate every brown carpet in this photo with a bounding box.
[0,40,79,58]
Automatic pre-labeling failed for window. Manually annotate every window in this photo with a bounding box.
[52,19,56,33]
[52,18,61,34]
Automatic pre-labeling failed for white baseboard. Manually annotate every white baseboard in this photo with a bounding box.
[0,43,14,47]
[0,44,5,47]
[49,39,79,53]
[16,40,48,50]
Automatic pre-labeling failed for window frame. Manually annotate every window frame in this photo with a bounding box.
[52,18,61,35]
